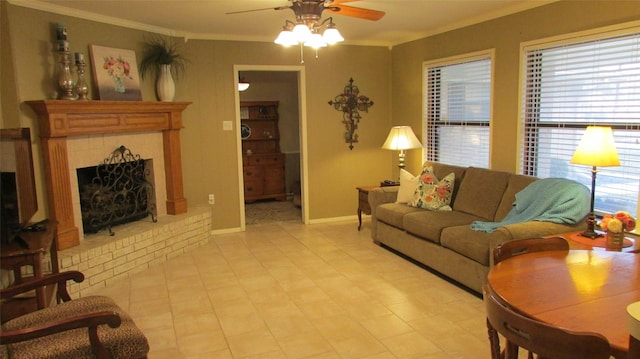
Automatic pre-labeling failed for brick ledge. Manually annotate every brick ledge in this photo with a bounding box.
[56,206,212,297]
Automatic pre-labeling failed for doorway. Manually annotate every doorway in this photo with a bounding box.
[234,65,308,228]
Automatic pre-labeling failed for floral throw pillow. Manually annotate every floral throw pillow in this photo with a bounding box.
[410,166,455,211]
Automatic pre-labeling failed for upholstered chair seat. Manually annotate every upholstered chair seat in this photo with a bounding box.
[0,271,149,359]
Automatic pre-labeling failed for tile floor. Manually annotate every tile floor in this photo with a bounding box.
[91,220,490,358]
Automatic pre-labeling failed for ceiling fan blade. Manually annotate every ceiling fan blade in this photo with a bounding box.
[326,4,385,21]
[226,6,290,15]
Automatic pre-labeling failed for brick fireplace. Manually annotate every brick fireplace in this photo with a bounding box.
[26,100,190,249]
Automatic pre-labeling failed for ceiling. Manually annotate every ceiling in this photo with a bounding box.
[14,0,557,47]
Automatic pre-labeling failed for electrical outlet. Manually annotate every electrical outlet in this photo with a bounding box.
[208,194,215,205]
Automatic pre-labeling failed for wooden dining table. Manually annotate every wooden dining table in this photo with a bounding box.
[487,249,640,359]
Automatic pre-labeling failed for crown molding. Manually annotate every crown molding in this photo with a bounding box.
[8,0,177,37]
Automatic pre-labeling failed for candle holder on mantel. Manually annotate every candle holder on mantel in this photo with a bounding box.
[75,60,89,100]
[58,51,77,100]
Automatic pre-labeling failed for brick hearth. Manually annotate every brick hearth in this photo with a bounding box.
[40,206,212,297]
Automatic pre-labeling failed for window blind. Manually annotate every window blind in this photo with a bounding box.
[521,29,640,217]
[424,55,492,168]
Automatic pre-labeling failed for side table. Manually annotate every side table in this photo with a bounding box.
[356,186,378,231]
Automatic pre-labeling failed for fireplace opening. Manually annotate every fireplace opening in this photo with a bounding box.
[77,146,157,235]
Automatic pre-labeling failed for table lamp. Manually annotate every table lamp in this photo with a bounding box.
[570,126,620,239]
[382,126,422,172]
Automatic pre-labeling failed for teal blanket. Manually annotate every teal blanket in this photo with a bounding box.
[471,178,590,233]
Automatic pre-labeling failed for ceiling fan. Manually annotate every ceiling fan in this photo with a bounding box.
[226,1,386,22]
[228,1,384,63]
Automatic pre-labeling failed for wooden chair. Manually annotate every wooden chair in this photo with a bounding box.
[493,236,569,265]
[489,237,571,357]
[0,271,149,359]
[483,284,610,359]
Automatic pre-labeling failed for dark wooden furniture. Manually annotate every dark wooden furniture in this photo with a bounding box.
[484,284,611,359]
[1,222,59,322]
[0,271,149,358]
[240,101,286,202]
[356,185,378,231]
[357,183,399,230]
[487,250,640,358]
[243,153,286,202]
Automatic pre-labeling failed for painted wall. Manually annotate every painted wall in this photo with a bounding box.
[391,0,640,177]
[1,3,392,231]
[3,1,638,233]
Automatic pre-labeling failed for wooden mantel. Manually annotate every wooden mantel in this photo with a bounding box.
[25,100,191,249]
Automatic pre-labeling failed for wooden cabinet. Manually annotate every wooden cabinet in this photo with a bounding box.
[241,101,286,202]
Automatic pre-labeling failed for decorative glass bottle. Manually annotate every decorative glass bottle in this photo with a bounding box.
[74,54,89,100]
[58,51,77,100]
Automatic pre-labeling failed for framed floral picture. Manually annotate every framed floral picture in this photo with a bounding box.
[90,45,142,101]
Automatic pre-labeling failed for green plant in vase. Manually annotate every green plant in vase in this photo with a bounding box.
[139,36,189,101]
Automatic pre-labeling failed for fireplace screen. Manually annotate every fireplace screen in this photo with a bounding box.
[77,146,156,235]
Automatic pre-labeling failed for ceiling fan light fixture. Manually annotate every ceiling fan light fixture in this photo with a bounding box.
[292,23,312,43]
[322,27,343,45]
[274,29,297,46]
[266,2,385,63]
[232,0,386,56]
[304,33,327,48]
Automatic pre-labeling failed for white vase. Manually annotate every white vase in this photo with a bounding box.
[156,64,175,102]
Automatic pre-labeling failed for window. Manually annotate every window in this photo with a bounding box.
[520,23,640,218]
[423,51,493,168]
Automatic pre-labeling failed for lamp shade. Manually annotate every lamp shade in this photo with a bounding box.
[274,30,297,46]
[570,126,620,167]
[304,33,327,49]
[322,27,344,45]
[382,126,422,150]
[292,24,311,43]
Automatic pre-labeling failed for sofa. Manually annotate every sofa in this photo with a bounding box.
[368,161,588,294]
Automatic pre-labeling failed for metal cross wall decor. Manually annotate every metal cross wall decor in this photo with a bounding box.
[328,78,374,150]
